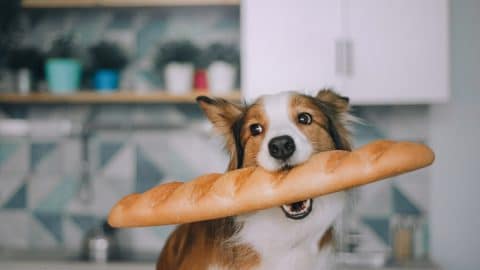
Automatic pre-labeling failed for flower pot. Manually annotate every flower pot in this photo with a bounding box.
[164,62,194,94]
[46,59,82,94]
[94,69,119,92]
[207,61,236,94]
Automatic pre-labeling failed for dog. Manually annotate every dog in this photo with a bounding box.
[157,89,352,270]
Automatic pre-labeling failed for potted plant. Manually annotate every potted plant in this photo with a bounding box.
[154,40,199,94]
[204,43,239,94]
[89,41,128,92]
[45,34,82,94]
[6,47,44,94]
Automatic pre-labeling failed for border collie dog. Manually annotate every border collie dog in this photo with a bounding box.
[157,89,352,270]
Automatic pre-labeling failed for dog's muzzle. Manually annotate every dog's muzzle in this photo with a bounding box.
[281,199,313,220]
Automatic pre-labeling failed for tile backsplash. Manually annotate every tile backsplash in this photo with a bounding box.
[0,104,431,257]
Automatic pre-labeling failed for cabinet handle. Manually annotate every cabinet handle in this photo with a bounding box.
[335,39,353,76]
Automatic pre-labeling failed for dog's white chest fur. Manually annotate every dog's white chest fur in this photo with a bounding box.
[235,192,345,270]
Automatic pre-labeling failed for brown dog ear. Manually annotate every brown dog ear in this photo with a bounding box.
[196,96,245,170]
[196,96,244,133]
[316,89,350,113]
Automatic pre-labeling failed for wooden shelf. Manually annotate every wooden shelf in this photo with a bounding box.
[0,90,242,104]
[22,0,239,8]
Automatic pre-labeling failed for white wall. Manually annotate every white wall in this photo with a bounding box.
[429,1,480,269]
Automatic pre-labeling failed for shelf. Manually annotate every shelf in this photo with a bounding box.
[0,90,242,104]
[21,0,239,8]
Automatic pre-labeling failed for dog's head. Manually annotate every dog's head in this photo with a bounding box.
[197,89,352,170]
[197,90,352,219]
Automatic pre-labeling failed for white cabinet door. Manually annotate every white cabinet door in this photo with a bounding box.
[343,0,449,104]
[242,0,343,101]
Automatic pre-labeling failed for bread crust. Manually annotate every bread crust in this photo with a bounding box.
[108,140,434,227]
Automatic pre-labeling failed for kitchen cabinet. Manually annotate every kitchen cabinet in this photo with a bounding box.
[241,0,449,104]
[241,0,342,99]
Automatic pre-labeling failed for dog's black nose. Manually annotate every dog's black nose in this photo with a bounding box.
[268,135,296,160]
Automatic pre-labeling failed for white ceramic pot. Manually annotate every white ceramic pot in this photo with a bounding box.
[207,61,236,94]
[164,62,194,94]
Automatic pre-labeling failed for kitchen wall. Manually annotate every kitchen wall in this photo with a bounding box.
[429,1,480,269]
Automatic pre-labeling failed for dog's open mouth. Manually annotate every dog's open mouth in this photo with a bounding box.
[281,199,313,220]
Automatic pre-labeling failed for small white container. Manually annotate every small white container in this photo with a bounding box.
[164,62,194,94]
[207,61,236,94]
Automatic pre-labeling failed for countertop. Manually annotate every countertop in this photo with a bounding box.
[0,260,440,270]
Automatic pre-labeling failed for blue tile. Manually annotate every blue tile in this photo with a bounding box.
[3,183,27,209]
[99,142,123,169]
[30,143,56,171]
[33,212,63,243]
[0,143,18,167]
[35,176,78,212]
[136,147,164,193]
[71,215,98,232]
[392,186,422,216]
[363,217,390,244]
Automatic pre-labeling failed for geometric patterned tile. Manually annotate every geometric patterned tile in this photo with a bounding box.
[392,185,422,216]
[32,211,63,243]
[70,214,99,232]
[101,143,134,181]
[99,142,123,169]
[362,217,390,245]
[3,183,27,209]
[28,174,63,210]
[0,140,28,175]
[0,175,26,207]
[30,143,56,172]
[35,175,79,213]
[135,146,164,193]
[0,142,18,167]
[29,213,61,249]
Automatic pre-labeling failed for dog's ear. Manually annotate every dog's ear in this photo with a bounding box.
[316,89,350,113]
[315,89,352,151]
[196,96,244,133]
[197,96,245,169]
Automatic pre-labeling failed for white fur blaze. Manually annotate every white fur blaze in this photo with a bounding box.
[257,92,313,171]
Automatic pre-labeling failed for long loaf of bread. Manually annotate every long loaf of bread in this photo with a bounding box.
[108,140,434,227]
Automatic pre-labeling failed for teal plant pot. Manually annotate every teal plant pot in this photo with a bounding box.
[46,59,82,94]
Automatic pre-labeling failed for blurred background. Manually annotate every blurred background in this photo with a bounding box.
[0,0,478,270]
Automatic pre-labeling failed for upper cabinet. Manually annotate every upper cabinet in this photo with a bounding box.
[241,0,449,104]
[241,0,342,99]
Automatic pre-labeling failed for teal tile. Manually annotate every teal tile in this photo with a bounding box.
[3,183,27,209]
[363,217,390,244]
[99,142,123,169]
[0,143,18,167]
[392,186,422,216]
[31,143,56,171]
[135,147,164,193]
[71,215,98,232]
[33,212,63,243]
[35,176,79,213]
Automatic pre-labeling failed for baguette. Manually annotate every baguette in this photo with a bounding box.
[108,140,434,227]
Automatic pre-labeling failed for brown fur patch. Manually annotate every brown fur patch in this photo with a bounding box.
[290,95,339,152]
[318,227,334,250]
[240,101,268,168]
[157,219,260,270]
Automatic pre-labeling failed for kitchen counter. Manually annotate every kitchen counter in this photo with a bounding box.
[0,261,440,270]
[0,261,154,270]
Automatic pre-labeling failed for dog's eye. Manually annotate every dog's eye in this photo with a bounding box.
[298,112,313,125]
[250,124,264,136]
